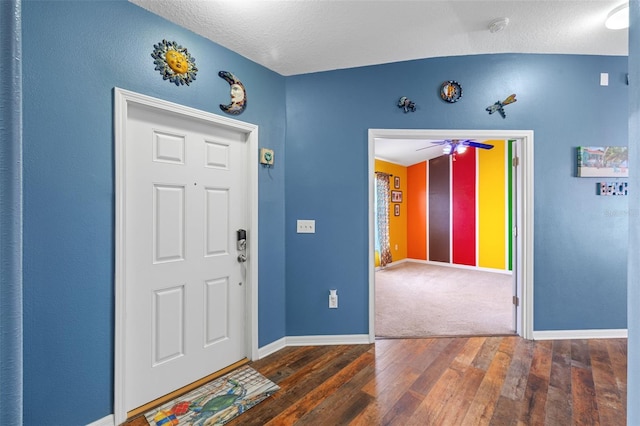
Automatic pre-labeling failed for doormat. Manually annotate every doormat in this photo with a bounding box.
[144,365,279,426]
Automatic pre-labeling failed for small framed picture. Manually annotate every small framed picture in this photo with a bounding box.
[394,176,400,189]
[391,190,402,203]
[394,204,400,216]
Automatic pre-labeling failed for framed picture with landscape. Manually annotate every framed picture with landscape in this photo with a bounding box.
[577,146,628,177]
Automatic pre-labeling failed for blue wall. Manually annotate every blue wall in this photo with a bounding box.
[0,1,23,424]
[22,1,285,424]
[627,1,639,423]
[17,1,632,425]
[285,54,628,335]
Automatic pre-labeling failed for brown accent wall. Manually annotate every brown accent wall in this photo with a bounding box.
[428,156,450,262]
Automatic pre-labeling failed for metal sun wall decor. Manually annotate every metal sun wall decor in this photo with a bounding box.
[398,96,416,113]
[486,94,517,118]
[218,71,247,115]
[151,40,198,86]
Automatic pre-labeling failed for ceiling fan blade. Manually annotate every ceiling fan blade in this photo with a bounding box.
[465,141,494,150]
[416,140,448,151]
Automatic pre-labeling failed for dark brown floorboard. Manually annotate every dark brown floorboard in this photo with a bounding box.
[124,336,626,426]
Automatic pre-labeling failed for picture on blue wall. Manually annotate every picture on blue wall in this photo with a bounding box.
[577,146,628,177]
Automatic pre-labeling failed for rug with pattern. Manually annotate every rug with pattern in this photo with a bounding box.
[144,365,279,426]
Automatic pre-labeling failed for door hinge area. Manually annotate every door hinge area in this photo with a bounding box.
[513,296,520,307]
[512,156,520,167]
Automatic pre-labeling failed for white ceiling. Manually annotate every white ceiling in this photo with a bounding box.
[130,0,629,164]
[130,0,628,76]
[375,138,456,166]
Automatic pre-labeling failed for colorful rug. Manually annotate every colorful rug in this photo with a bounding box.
[144,365,279,426]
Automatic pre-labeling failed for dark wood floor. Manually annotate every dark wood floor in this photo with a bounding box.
[127,336,627,425]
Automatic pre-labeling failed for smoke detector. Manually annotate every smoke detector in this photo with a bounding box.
[489,17,510,33]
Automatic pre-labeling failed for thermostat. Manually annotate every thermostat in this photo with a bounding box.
[259,148,274,166]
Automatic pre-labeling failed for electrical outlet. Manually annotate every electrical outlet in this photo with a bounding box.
[329,290,338,308]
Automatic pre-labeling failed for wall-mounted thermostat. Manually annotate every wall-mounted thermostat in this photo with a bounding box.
[259,148,275,167]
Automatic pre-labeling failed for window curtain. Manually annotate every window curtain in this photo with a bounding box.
[375,173,393,267]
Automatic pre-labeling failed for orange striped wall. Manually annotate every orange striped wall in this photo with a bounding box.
[375,159,407,262]
[407,162,427,260]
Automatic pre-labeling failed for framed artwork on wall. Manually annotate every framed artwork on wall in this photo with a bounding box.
[577,146,628,177]
[391,191,402,203]
[394,204,400,216]
[394,176,400,189]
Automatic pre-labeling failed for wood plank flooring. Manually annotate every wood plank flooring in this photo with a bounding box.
[125,336,627,425]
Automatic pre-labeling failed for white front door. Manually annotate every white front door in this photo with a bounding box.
[117,91,255,413]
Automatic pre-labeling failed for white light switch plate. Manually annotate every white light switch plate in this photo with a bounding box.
[297,219,315,233]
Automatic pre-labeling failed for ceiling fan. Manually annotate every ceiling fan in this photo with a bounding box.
[416,139,494,156]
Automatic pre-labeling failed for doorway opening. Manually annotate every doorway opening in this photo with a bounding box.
[367,129,534,341]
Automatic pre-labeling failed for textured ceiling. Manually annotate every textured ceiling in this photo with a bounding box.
[130,0,628,76]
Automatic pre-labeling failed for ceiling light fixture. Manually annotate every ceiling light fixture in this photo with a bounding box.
[605,3,629,30]
[488,17,509,33]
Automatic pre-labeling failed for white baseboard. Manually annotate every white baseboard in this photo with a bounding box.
[375,258,409,271]
[285,334,371,346]
[257,334,370,359]
[86,414,114,426]
[532,329,628,340]
[257,336,287,359]
[378,258,512,275]
[420,259,513,275]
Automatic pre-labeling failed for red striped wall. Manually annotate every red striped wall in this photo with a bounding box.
[451,149,476,266]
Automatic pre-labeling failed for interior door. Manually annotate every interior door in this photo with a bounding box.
[123,101,248,411]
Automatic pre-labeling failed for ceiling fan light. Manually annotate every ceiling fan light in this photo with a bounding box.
[605,3,629,30]
[443,145,453,155]
[457,145,467,154]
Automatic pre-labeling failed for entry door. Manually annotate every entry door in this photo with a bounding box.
[123,100,248,411]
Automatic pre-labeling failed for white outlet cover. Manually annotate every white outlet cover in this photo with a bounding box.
[600,73,609,86]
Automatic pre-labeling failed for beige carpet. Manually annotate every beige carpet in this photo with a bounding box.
[375,262,515,338]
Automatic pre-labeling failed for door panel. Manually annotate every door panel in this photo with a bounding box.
[124,103,247,411]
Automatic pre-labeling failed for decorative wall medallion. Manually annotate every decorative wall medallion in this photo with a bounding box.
[218,71,247,115]
[440,80,462,103]
[151,40,198,86]
[398,96,416,113]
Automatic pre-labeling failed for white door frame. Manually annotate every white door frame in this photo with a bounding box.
[368,129,534,341]
[113,88,259,424]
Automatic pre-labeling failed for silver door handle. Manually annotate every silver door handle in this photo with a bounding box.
[237,254,247,263]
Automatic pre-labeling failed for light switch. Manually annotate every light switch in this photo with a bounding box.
[297,219,315,233]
